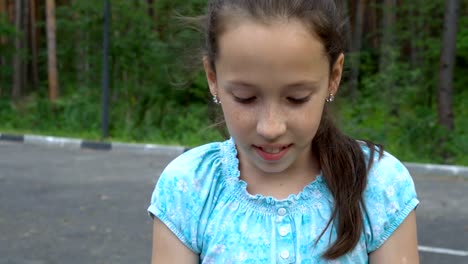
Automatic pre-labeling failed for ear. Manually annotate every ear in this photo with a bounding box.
[203,56,218,97]
[329,53,344,95]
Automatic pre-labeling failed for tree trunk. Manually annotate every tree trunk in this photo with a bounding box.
[23,0,30,93]
[365,0,379,50]
[379,0,399,117]
[12,0,23,100]
[0,1,6,41]
[147,0,154,19]
[379,0,396,73]
[74,0,90,86]
[336,0,351,50]
[7,0,14,24]
[437,0,459,132]
[46,0,58,102]
[349,0,366,99]
[30,0,39,91]
[409,0,423,67]
[0,0,5,17]
[0,0,7,96]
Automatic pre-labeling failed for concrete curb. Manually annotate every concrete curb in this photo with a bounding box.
[0,132,187,157]
[403,162,468,179]
[1,132,467,179]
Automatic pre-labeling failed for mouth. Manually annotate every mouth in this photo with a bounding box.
[257,145,291,154]
[253,144,292,161]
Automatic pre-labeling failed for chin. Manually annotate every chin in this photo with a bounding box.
[255,161,292,175]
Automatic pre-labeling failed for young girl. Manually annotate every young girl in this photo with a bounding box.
[148,0,419,263]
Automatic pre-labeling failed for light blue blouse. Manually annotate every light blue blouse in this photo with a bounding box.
[148,138,419,263]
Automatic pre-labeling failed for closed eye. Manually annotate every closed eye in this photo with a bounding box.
[234,96,256,104]
[287,96,310,104]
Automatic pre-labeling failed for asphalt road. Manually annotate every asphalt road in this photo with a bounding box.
[0,141,467,264]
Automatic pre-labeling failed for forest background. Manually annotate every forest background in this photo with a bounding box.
[0,0,467,165]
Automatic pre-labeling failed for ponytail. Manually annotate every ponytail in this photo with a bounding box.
[312,108,383,259]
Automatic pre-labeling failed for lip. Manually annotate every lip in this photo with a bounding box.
[253,144,292,162]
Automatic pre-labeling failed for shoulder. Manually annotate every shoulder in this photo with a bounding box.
[161,141,224,181]
[147,139,234,253]
[362,144,415,195]
[151,140,228,213]
[359,144,420,252]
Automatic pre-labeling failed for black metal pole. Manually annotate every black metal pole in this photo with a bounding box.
[101,0,110,139]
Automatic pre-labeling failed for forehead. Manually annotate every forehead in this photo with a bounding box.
[215,19,330,84]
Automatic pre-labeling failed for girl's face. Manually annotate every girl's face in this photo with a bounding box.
[204,19,344,177]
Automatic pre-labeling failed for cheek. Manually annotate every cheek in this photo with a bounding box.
[292,104,324,129]
[222,104,254,131]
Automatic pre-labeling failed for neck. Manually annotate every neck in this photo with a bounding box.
[239,150,320,199]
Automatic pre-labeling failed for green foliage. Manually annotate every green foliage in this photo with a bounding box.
[48,0,211,144]
[0,0,217,147]
[338,0,467,165]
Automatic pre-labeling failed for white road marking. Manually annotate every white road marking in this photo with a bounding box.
[419,245,468,257]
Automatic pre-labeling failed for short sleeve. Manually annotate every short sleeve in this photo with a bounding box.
[147,142,223,254]
[362,151,419,253]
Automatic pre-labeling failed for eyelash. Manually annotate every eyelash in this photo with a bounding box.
[234,97,256,104]
[288,97,310,104]
[233,96,310,104]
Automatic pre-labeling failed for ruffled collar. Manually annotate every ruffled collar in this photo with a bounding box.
[220,138,328,214]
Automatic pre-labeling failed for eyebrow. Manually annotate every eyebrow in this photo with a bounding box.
[226,80,320,90]
[225,81,257,89]
[284,81,320,90]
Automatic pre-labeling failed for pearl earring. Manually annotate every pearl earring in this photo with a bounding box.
[326,93,335,103]
[213,95,221,105]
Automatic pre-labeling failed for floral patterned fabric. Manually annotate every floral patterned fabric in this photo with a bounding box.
[148,138,419,263]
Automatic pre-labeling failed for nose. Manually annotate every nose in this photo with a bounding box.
[256,104,287,140]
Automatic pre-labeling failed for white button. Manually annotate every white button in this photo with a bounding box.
[279,226,289,236]
[280,250,290,259]
[277,208,287,216]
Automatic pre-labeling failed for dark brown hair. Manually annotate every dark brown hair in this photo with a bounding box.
[202,0,383,259]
